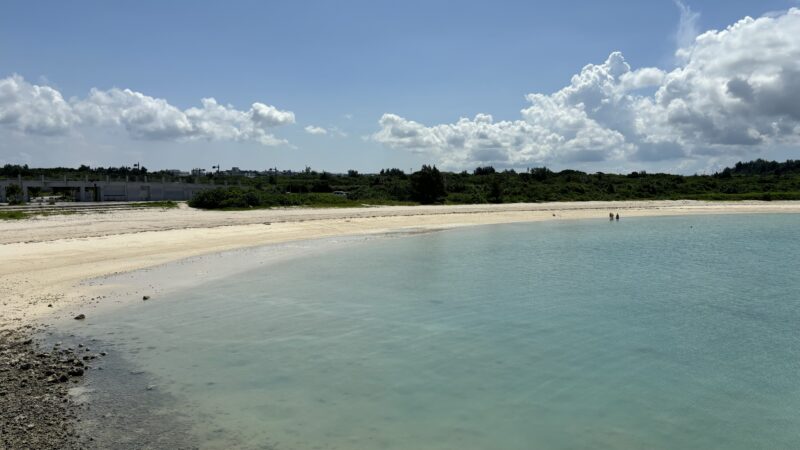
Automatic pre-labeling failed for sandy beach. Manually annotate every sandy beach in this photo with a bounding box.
[2,200,800,328]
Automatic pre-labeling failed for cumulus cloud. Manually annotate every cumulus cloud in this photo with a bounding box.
[0,75,78,135]
[0,75,294,145]
[374,8,800,170]
[304,125,328,135]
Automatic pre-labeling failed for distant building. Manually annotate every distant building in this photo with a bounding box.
[222,167,259,178]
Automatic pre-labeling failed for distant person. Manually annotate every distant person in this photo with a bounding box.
[615,213,620,221]
[609,212,614,221]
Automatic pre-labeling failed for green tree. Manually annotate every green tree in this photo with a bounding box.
[5,184,24,205]
[410,165,446,204]
[489,177,503,203]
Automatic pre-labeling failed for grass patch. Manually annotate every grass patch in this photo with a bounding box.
[0,211,28,220]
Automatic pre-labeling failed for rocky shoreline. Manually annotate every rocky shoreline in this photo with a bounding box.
[0,326,97,449]
[2,323,201,450]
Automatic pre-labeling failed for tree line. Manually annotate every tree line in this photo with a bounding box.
[4,159,800,208]
[188,159,800,208]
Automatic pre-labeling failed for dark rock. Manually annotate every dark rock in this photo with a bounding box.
[67,368,84,377]
[1,327,84,448]
[73,314,85,320]
[142,295,150,301]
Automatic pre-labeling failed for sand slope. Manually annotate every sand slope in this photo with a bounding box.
[2,200,799,327]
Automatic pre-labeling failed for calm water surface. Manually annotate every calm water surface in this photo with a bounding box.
[67,214,800,449]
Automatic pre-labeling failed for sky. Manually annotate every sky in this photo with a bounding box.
[1,0,799,174]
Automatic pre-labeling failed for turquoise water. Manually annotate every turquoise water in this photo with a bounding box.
[70,214,800,449]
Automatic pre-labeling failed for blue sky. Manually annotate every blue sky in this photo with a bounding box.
[1,0,799,173]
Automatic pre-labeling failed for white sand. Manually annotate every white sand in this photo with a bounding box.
[2,200,800,327]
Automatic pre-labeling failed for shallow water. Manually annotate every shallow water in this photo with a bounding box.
[65,214,800,449]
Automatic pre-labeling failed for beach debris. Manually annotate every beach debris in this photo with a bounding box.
[142,295,150,301]
[73,314,85,320]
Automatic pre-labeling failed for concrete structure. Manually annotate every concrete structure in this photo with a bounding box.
[0,175,216,203]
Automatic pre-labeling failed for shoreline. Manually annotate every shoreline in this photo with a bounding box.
[3,200,800,328]
[3,200,800,447]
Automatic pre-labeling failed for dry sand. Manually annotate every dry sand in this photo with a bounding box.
[2,200,800,327]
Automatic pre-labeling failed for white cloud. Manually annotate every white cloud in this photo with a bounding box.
[305,124,349,137]
[374,8,800,170]
[330,126,348,138]
[304,125,328,135]
[0,75,294,146]
[0,75,78,135]
[674,0,701,54]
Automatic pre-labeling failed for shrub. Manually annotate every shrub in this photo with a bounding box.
[4,184,24,205]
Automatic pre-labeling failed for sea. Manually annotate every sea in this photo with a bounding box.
[55,214,800,449]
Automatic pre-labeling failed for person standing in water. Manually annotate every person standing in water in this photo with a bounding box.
[609,212,614,221]
[615,213,620,221]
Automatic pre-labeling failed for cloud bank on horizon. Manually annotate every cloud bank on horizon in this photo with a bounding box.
[373,8,800,170]
[2,6,799,172]
[0,76,295,146]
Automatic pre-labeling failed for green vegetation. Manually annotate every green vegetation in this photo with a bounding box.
[4,184,24,205]
[410,165,446,204]
[189,188,415,209]
[186,159,800,209]
[0,211,27,220]
[5,159,800,210]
